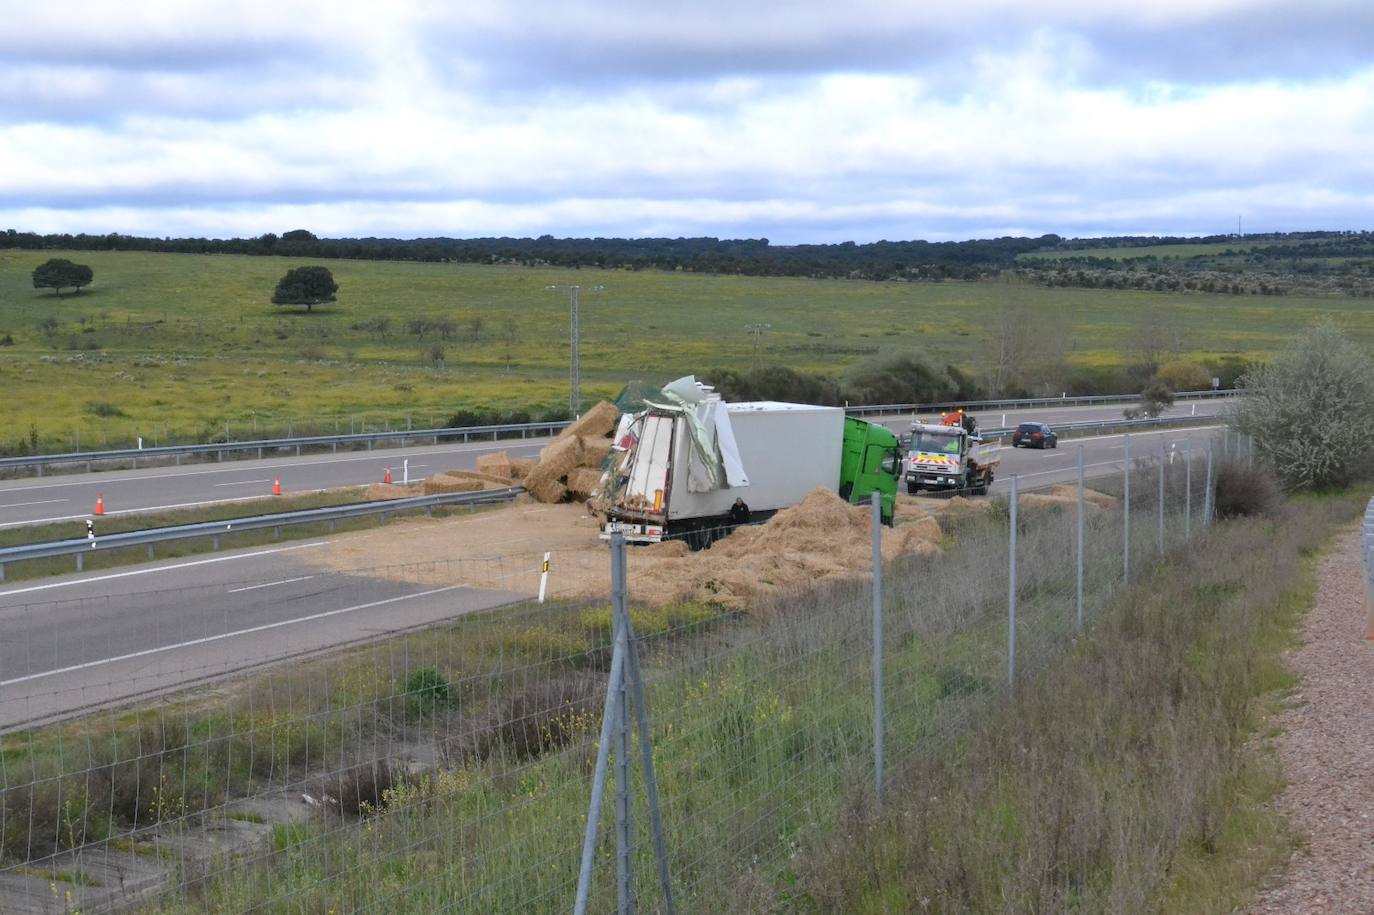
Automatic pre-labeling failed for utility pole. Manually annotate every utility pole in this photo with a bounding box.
[547,284,603,417]
[745,322,771,372]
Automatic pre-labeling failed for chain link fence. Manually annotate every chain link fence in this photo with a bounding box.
[0,433,1231,913]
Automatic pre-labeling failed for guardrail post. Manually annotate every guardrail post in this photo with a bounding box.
[212,535,220,550]
[147,545,154,560]
[76,553,83,572]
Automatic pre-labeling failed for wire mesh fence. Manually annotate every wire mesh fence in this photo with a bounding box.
[0,432,1230,913]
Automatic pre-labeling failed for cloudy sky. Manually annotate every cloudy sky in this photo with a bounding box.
[2,0,1372,243]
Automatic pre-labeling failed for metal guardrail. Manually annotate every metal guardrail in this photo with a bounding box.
[0,389,1238,478]
[976,413,1223,440]
[845,388,1238,417]
[0,422,572,476]
[0,487,524,581]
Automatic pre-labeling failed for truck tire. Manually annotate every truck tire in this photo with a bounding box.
[906,481,919,495]
[973,472,989,496]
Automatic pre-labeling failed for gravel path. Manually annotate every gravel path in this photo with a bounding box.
[1249,528,1374,913]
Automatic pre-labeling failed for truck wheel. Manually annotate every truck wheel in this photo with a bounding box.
[973,474,989,496]
[906,481,919,495]
[839,482,853,502]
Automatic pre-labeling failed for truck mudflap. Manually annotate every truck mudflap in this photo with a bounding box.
[600,521,665,543]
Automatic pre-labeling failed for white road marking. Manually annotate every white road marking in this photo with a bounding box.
[0,541,335,598]
[227,575,315,593]
[0,499,70,508]
[0,584,468,686]
[212,479,273,487]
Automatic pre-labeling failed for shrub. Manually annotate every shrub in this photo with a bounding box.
[404,666,451,719]
[85,401,127,418]
[1213,458,1280,519]
[1154,360,1211,392]
[1230,322,1374,489]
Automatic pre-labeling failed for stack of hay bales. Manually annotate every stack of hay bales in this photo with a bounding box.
[448,401,622,504]
[523,401,620,503]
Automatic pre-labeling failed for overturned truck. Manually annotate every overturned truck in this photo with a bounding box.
[596,378,900,547]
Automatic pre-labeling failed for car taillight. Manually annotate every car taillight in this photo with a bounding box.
[1033,432,1043,438]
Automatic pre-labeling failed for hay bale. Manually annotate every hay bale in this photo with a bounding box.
[537,435,585,468]
[366,483,417,501]
[476,451,513,480]
[566,467,605,498]
[525,476,568,504]
[578,437,612,467]
[559,400,620,440]
[1045,485,1118,510]
[1018,493,1073,512]
[509,457,537,479]
[443,469,516,486]
[423,474,484,495]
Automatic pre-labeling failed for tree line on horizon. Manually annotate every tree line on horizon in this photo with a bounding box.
[1,227,1057,280]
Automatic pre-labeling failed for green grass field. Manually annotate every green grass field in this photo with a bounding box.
[1,248,1371,451]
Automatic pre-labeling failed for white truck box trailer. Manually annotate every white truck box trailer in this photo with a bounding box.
[604,401,844,542]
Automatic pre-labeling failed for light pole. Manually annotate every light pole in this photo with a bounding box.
[547,284,604,417]
[745,323,771,372]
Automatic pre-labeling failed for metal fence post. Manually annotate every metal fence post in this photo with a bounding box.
[615,552,632,915]
[1185,439,1192,539]
[623,580,676,914]
[1076,446,1085,629]
[1158,436,1166,557]
[1123,434,1131,585]
[1008,475,1018,687]
[870,491,884,805]
[574,537,630,915]
[1205,445,1214,525]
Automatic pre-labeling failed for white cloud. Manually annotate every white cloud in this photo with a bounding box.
[1,1,1373,241]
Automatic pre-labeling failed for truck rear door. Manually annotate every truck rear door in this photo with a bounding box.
[620,412,674,517]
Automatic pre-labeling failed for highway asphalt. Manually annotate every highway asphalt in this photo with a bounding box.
[0,400,1230,530]
[0,540,525,730]
[0,422,1227,730]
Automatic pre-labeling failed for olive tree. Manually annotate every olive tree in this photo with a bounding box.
[1230,322,1374,489]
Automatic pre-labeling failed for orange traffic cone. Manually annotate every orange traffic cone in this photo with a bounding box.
[383,467,392,484]
[272,477,282,496]
[94,494,105,516]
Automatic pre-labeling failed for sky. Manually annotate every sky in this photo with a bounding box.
[2,0,1373,244]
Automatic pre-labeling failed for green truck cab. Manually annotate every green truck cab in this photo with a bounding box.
[839,416,902,524]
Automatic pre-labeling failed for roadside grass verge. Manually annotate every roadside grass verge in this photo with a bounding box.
[786,490,1367,913]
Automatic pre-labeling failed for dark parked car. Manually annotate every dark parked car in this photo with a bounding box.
[1011,422,1058,449]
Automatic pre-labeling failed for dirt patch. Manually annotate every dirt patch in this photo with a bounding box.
[305,487,962,611]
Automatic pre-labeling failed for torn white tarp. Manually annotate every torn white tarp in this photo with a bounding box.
[652,376,749,493]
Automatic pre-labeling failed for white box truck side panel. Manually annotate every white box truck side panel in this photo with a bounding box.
[665,402,843,520]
